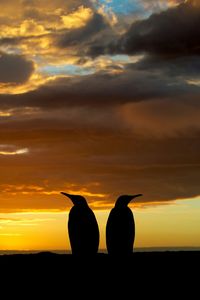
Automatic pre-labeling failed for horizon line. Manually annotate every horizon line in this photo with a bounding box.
[1,246,200,254]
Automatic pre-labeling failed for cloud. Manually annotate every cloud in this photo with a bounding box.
[119,98,200,137]
[88,1,200,59]
[140,0,185,11]
[133,55,200,79]
[1,67,199,109]
[57,12,108,48]
[118,1,200,57]
[0,0,200,212]
[0,3,116,94]
[0,0,92,19]
[0,52,34,84]
[0,148,28,155]
[0,37,23,47]
[0,145,29,155]
[0,127,200,211]
[0,90,200,211]
[61,5,93,29]
[0,183,106,198]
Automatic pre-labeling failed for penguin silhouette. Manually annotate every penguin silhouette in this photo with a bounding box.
[106,194,143,255]
[61,192,100,255]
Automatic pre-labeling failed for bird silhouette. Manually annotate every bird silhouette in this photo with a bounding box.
[106,194,143,255]
[61,192,100,255]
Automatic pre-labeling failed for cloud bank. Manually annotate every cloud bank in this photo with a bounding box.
[0,0,200,211]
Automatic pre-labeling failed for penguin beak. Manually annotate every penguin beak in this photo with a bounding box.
[127,194,143,203]
[132,194,143,199]
[61,192,71,197]
[60,192,76,205]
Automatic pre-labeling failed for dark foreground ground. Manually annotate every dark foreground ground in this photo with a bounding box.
[1,250,199,267]
[0,252,199,295]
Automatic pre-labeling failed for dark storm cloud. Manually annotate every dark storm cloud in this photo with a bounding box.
[120,2,200,57]
[133,55,200,78]
[0,52,34,84]
[1,68,199,109]
[88,2,200,58]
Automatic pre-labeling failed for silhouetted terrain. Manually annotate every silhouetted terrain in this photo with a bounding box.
[0,251,198,296]
[1,251,199,277]
[1,251,199,268]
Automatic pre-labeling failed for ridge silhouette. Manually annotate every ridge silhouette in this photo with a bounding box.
[106,194,143,255]
[61,192,100,255]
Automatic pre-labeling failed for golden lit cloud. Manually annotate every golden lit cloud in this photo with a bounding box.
[61,6,93,29]
[0,4,97,95]
[0,111,12,117]
[0,2,136,95]
[0,148,29,156]
[187,79,200,86]
[0,184,106,198]
[0,20,48,39]
[0,73,62,95]
[60,189,106,198]
[20,20,49,37]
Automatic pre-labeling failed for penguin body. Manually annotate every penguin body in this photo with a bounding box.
[106,194,142,255]
[61,193,99,255]
[106,205,135,255]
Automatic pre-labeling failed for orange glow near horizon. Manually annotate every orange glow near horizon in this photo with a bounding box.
[0,197,200,251]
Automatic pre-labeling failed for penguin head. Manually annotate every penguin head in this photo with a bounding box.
[60,192,88,207]
[115,194,143,208]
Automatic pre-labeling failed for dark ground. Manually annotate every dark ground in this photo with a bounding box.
[0,252,199,295]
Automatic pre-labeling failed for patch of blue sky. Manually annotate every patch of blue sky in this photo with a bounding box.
[97,0,145,16]
[107,54,143,65]
[40,64,95,76]
[110,54,130,62]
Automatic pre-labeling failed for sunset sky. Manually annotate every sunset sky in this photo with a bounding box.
[0,0,200,251]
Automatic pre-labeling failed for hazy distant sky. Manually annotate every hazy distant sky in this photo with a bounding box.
[0,0,200,250]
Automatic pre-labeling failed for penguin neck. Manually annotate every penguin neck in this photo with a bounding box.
[73,202,89,209]
[115,203,129,209]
